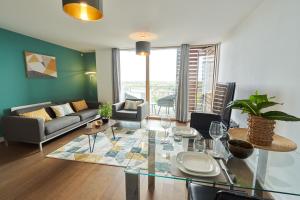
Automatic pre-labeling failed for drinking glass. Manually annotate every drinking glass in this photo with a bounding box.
[209,121,227,157]
[160,115,171,144]
[194,135,206,153]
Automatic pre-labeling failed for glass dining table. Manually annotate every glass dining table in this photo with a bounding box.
[124,128,300,200]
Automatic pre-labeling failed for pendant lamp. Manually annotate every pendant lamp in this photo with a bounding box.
[62,0,103,21]
[136,41,150,56]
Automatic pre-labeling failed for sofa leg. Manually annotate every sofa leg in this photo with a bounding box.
[39,143,43,152]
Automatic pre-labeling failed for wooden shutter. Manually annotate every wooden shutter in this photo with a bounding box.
[188,45,218,112]
[176,45,219,113]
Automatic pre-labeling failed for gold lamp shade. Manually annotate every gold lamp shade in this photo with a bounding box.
[62,0,103,21]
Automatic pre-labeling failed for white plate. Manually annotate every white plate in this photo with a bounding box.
[181,152,214,173]
[176,152,221,177]
[172,127,198,138]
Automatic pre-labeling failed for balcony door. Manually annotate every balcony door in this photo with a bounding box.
[149,48,178,118]
[119,45,219,119]
[120,48,178,118]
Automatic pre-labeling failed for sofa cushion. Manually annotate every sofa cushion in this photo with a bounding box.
[51,103,75,117]
[68,109,98,121]
[115,110,138,120]
[13,102,56,118]
[45,116,80,134]
[19,108,52,122]
[72,100,88,112]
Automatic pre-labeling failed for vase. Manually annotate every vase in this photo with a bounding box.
[102,118,109,124]
[247,115,276,146]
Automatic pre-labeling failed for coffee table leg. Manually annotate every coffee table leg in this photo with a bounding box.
[111,127,116,140]
[88,135,92,153]
[91,134,97,152]
[125,172,140,200]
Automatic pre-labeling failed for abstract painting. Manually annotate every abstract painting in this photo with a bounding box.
[24,51,57,78]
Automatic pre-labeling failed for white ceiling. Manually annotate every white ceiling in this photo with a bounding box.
[0,0,263,52]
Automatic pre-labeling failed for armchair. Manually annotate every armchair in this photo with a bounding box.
[112,99,149,127]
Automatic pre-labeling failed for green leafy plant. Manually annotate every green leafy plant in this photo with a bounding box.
[227,91,300,121]
[99,103,112,119]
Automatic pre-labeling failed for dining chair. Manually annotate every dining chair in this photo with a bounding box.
[188,182,265,200]
[190,112,221,139]
[190,82,236,139]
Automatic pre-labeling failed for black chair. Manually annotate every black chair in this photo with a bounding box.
[188,182,264,200]
[212,82,236,128]
[215,190,264,200]
[190,82,236,138]
[190,112,221,139]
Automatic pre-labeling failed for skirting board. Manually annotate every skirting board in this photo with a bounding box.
[0,137,4,143]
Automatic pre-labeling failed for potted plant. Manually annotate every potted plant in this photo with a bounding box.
[227,91,300,146]
[99,103,112,124]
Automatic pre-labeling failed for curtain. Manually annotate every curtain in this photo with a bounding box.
[112,48,121,103]
[176,44,190,122]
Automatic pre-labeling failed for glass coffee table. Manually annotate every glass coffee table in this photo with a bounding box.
[124,129,300,200]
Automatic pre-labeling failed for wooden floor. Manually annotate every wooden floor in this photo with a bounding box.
[0,119,272,200]
[0,120,187,200]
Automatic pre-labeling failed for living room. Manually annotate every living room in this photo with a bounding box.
[0,0,300,200]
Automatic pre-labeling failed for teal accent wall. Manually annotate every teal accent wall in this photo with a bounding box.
[83,52,98,101]
[0,28,97,137]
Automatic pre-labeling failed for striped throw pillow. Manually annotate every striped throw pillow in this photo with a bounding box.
[51,103,75,117]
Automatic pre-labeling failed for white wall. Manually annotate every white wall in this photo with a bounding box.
[96,49,113,103]
[219,0,300,199]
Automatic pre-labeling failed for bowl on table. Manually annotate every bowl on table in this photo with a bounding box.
[228,139,254,159]
[94,120,103,128]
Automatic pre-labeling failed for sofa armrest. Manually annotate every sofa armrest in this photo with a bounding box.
[2,116,45,143]
[86,101,102,109]
[137,102,149,120]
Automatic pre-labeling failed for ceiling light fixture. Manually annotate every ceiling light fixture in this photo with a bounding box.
[62,0,103,21]
[136,41,150,56]
[129,32,158,41]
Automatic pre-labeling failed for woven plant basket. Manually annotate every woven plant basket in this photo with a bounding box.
[247,115,276,146]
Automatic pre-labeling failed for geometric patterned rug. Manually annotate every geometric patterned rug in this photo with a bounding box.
[46,127,148,167]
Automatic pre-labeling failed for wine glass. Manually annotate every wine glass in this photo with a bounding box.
[209,121,227,157]
[160,115,171,144]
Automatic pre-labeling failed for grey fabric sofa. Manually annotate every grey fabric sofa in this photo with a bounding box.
[2,101,101,151]
[112,99,148,127]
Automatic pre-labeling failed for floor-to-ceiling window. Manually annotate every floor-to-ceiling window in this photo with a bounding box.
[120,48,178,118]
[149,48,178,117]
[120,50,146,100]
[119,45,218,118]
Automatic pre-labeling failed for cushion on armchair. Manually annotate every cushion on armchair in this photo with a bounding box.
[124,100,143,110]
[115,110,138,119]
